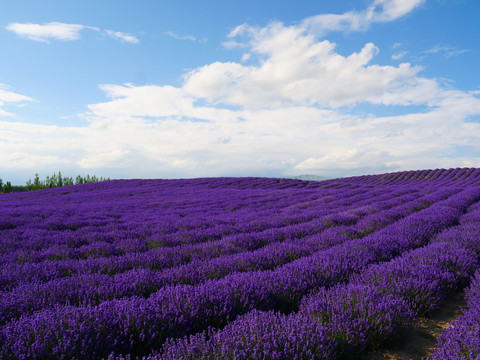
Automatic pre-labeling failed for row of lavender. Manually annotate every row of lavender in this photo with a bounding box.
[430,270,480,359]
[0,187,447,325]
[155,242,477,359]
[428,199,480,359]
[149,187,480,360]
[338,167,480,186]
[0,180,340,261]
[2,186,422,289]
[0,181,437,295]
[0,169,480,359]
[0,181,405,283]
[2,185,480,358]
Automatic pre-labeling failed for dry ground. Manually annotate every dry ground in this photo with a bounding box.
[360,291,466,360]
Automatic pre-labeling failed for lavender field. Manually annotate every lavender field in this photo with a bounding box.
[1,168,480,359]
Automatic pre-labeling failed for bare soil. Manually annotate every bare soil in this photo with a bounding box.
[360,291,466,360]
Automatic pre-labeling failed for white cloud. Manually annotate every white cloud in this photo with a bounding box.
[392,51,408,60]
[0,85,34,117]
[2,78,480,178]
[88,84,194,119]
[228,24,249,38]
[372,0,426,21]
[6,22,139,44]
[302,0,425,35]
[241,53,251,62]
[77,17,480,176]
[105,30,139,44]
[0,110,12,117]
[165,31,206,43]
[295,149,390,171]
[77,148,130,168]
[5,22,89,42]
[165,31,196,41]
[87,83,239,124]
[3,1,480,181]
[424,45,471,59]
[366,77,442,106]
[184,23,421,108]
[3,82,480,178]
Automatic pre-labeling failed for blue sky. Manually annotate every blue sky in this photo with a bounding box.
[1,0,480,184]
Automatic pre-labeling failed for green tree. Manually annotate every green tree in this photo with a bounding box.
[48,172,58,188]
[0,178,3,192]
[57,171,63,187]
[33,173,42,190]
[63,176,74,186]
[24,172,108,191]
[3,181,12,193]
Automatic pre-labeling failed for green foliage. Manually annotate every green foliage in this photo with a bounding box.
[33,173,41,189]
[10,185,28,193]
[75,175,84,185]
[2,181,12,193]
[21,172,110,192]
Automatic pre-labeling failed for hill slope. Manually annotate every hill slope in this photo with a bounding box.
[1,168,480,359]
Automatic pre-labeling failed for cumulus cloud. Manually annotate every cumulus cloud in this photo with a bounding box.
[3,83,480,178]
[6,22,138,44]
[80,16,480,175]
[184,23,421,108]
[0,85,34,117]
[3,0,480,180]
[87,83,239,124]
[296,149,390,171]
[2,79,480,179]
[89,84,194,119]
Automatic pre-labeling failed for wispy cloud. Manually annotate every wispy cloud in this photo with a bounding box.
[5,22,91,42]
[392,50,408,60]
[373,0,426,21]
[6,21,139,44]
[165,31,207,42]
[0,84,34,117]
[302,0,426,35]
[165,31,196,41]
[424,45,470,59]
[105,30,139,44]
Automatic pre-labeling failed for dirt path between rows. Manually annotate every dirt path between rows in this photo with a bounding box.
[360,291,466,360]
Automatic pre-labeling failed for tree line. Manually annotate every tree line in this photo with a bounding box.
[0,172,110,193]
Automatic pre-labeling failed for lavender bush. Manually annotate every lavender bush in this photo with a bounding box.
[1,168,480,359]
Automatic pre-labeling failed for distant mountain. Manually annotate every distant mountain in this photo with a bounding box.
[282,174,332,181]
